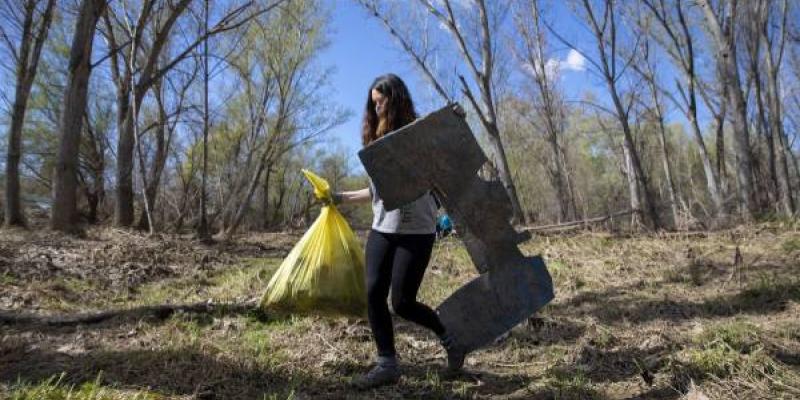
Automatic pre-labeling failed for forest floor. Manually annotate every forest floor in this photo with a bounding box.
[1,222,799,399]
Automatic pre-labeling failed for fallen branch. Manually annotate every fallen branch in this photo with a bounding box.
[0,300,259,327]
[521,209,639,232]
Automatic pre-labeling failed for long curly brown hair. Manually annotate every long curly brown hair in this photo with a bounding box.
[361,74,417,146]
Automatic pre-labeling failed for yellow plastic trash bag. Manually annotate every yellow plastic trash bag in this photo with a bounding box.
[260,169,367,317]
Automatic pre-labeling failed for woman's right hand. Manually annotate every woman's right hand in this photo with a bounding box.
[450,102,466,118]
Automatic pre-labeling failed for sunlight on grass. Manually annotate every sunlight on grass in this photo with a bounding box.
[6,373,162,400]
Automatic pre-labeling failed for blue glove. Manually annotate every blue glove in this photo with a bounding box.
[436,214,453,238]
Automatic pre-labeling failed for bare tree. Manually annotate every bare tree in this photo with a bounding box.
[358,0,527,224]
[697,0,757,218]
[695,66,729,197]
[552,0,662,229]
[136,64,197,231]
[101,0,285,228]
[79,106,110,224]
[2,0,56,227]
[217,0,345,239]
[741,1,776,210]
[197,0,212,241]
[51,0,108,232]
[513,0,578,223]
[631,39,684,227]
[756,0,794,214]
[637,0,725,219]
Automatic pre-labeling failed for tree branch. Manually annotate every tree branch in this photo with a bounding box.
[357,0,451,102]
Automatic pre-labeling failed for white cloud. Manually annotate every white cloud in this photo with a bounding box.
[522,59,558,80]
[524,49,586,78]
[562,49,586,72]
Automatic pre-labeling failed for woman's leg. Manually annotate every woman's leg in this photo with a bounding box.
[390,233,445,336]
[365,230,397,357]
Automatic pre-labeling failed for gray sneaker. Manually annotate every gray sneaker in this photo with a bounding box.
[352,364,401,389]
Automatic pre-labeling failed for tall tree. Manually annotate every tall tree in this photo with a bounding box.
[197,0,211,241]
[553,0,662,229]
[697,0,757,218]
[756,0,794,214]
[136,64,197,230]
[513,0,577,222]
[102,0,284,228]
[2,0,56,227]
[637,0,725,219]
[741,1,775,209]
[51,0,108,232]
[217,0,345,239]
[631,39,684,226]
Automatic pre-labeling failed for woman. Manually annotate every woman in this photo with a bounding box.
[331,74,465,389]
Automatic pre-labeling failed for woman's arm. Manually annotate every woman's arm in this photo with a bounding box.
[334,188,371,204]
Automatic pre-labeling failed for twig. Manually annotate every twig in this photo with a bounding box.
[0,301,256,326]
[315,332,358,363]
[521,209,638,232]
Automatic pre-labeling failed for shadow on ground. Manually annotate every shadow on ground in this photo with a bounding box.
[554,281,800,325]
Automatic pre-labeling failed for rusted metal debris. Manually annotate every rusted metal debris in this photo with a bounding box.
[358,105,554,353]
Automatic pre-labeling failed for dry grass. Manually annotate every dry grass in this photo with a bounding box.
[1,222,799,399]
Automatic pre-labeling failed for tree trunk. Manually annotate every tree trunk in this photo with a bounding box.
[698,0,757,218]
[115,105,136,226]
[4,0,57,227]
[51,0,107,232]
[5,88,32,227]
[654,107,680,227]
[546,135,571,222]
[760,2,794,215]
[221,154,270,240]
[724,64,757,218]
[684,77,725,218]
[715,88,728,196]
[137,96,170,231]
[622,141,642,227]
[751,66,776,209]
[766,80,794,214]
[197,0,211,241]
[82,118,106,224]
[485,125,526,224]
[609,88,660,229]
[641,0,724,219]
[109,0,194,228]
[574,0,661,229]
[272,168,287,227]
[262,164,272,229]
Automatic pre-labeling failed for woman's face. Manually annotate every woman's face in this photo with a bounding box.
[371,88,388,116]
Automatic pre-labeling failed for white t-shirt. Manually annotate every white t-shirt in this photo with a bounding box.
[369,178,437,234]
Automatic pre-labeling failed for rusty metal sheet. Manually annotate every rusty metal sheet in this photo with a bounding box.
[358,104,554,354]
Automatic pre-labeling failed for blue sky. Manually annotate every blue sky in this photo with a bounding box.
[317,0,441,161]
[318,0,607,169]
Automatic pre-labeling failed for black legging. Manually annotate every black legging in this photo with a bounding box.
[365,230,445,357]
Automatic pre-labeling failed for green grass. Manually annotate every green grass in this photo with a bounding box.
[36,277,107,311]
[6,227,800,399]
[0,271,18,285]
[693,320,761,354]
[674,319,799,394]
[781,237,800,253]
[134,257,281,306]
[536,369,601,400]
[5,374,162,400]
[418,242,474,305]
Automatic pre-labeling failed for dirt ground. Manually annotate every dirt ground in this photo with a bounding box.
[1,222,799,399]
